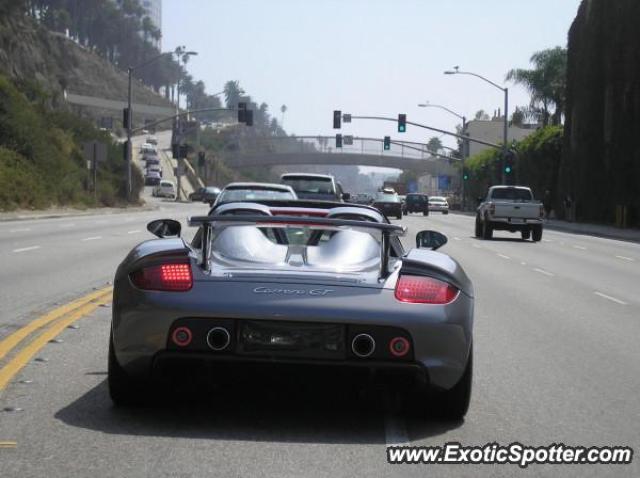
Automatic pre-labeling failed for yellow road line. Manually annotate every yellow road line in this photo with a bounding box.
[0,287,112,362]
[0,441,17,448]
[0,294,112,391]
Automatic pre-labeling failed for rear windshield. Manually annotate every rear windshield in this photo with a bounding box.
[375,193,400,202]
[491,188,533,200]
[218,188,295,203]
[407,195,426,202]
[282,177,334,194]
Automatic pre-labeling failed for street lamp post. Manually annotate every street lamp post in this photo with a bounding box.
[444,67,509,184]
[418,101,468,209]
[126,47,192,200]
[174,50,198,202]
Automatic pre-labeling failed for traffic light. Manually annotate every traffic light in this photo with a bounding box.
[504,150,515,175]
[333,110,342,129]
[336,134,343,148]
[463,168,470,181]
[245,109,254,127]
[237,102,247,123]
[171,143,179,159]
[398,114,406,133]
[383,136,391,150]
[198,151,206,167]
[123,108,130,129]
[179,144,189,159]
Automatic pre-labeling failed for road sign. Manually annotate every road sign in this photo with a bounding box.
[343,114,352,123]
[343,135,354,146]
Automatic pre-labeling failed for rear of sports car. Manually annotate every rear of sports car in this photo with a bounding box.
[110,219,474,418]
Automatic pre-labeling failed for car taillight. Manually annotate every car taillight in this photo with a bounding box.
[539,205,544,218]
[489,202,496,215]
[394,275,458,304]
[130,262,193,291]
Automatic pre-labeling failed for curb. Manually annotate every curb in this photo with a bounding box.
[0,205,159,223]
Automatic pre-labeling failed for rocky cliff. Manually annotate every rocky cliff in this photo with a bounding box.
[560,0,640,226]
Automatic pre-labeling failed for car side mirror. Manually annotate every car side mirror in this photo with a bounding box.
[342,192,351,201]
[147,219,181,238]
[416,230,447,250]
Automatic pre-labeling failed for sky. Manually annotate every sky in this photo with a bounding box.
[162,0,582,152]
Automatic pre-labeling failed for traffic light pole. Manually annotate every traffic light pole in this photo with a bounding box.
[126,68,133,201]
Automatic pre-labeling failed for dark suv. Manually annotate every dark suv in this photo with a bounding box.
[404,193,429,216]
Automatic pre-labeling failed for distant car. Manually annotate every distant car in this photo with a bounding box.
[213,182,297,207]
[429,196,450,214]
[352,193,373,205]
[146,136,158,145]
[189,187,221,203]
[140,143,156,155]
[146,164,162,177]
[372,191,403,220]
[201,187,222,205]
[144,156,160,166]
[281,173,349,201]
[405,193,430,216]
[153,180,176,198]
[144,170,161,186]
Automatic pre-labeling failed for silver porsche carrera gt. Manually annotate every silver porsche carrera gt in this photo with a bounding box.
[109,200,474,419]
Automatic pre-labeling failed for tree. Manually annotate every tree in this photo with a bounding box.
[506,46,567,126]
[475,110,490,120]
[223,80,244,109]
[427,136,443,155]
[280,104,287,127]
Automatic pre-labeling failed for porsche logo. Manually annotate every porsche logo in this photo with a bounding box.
[253,287,334,296]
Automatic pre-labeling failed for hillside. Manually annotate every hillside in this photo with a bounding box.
[0,13,172,114]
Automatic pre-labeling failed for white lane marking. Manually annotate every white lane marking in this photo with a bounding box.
[10,228,31,233]
[13,246,41,253]
[615,255,635,262]
[594,291,628,306]
[533,268,555,277]
[453,237,461,241]
[94,220,108,225]
[472,244,482,249]
[497,254,510,260]
[82,236,102,242]
[58,223,75,228]
[542,238,553,243]
[521,262,527,266]
[384,413,409,446]
[572,245,587,250]
[127,230,141,234]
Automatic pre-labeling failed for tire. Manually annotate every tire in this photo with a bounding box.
[474,216,482,237]
[108,331,146,406]
[482,220,493,240]
[521,229,531,240]
[532,224,543,242]
[435,344,473,420]
[423,211,428,216]
[443,210,449,215]
[397,214,402,220]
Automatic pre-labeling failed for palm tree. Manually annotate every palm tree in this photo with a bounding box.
[506,46,567,126]
[223,80,244,109]
[280,104,287,128]
[427,137,443,155]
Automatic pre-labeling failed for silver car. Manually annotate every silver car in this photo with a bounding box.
[109,201,474,418]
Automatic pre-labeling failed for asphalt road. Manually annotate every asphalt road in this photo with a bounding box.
[0,211,638,477]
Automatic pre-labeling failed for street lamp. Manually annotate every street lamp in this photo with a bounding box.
[126,47,194,200]
[418,101,469,209]
[444,67,509,184]
[176,50,198,111]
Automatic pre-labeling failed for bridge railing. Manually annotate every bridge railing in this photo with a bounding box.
[226,136,451,162]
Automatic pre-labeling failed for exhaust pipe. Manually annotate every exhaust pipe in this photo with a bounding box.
[206,327,231,351]
[351,333,376,358]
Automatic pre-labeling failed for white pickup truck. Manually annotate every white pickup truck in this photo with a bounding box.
[475,186,544,241]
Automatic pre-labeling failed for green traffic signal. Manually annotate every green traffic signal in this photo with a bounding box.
[398,114,406,133]
[383,136,391,150]
[505,165,512,174]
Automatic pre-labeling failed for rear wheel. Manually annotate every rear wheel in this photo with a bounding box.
[532,224,543,242]
[482,220,493,240]
[434,344,473,420]
[474,216,482,237]
[108,331,147,406]
[423,210,428,216]
[443,210,449,215]
[521,229,531,240]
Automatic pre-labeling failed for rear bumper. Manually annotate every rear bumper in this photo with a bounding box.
[489,217,543,230]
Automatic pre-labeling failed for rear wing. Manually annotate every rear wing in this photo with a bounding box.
[187,215,406,278]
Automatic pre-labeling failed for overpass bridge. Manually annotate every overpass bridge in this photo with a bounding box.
[221,136,460,176]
